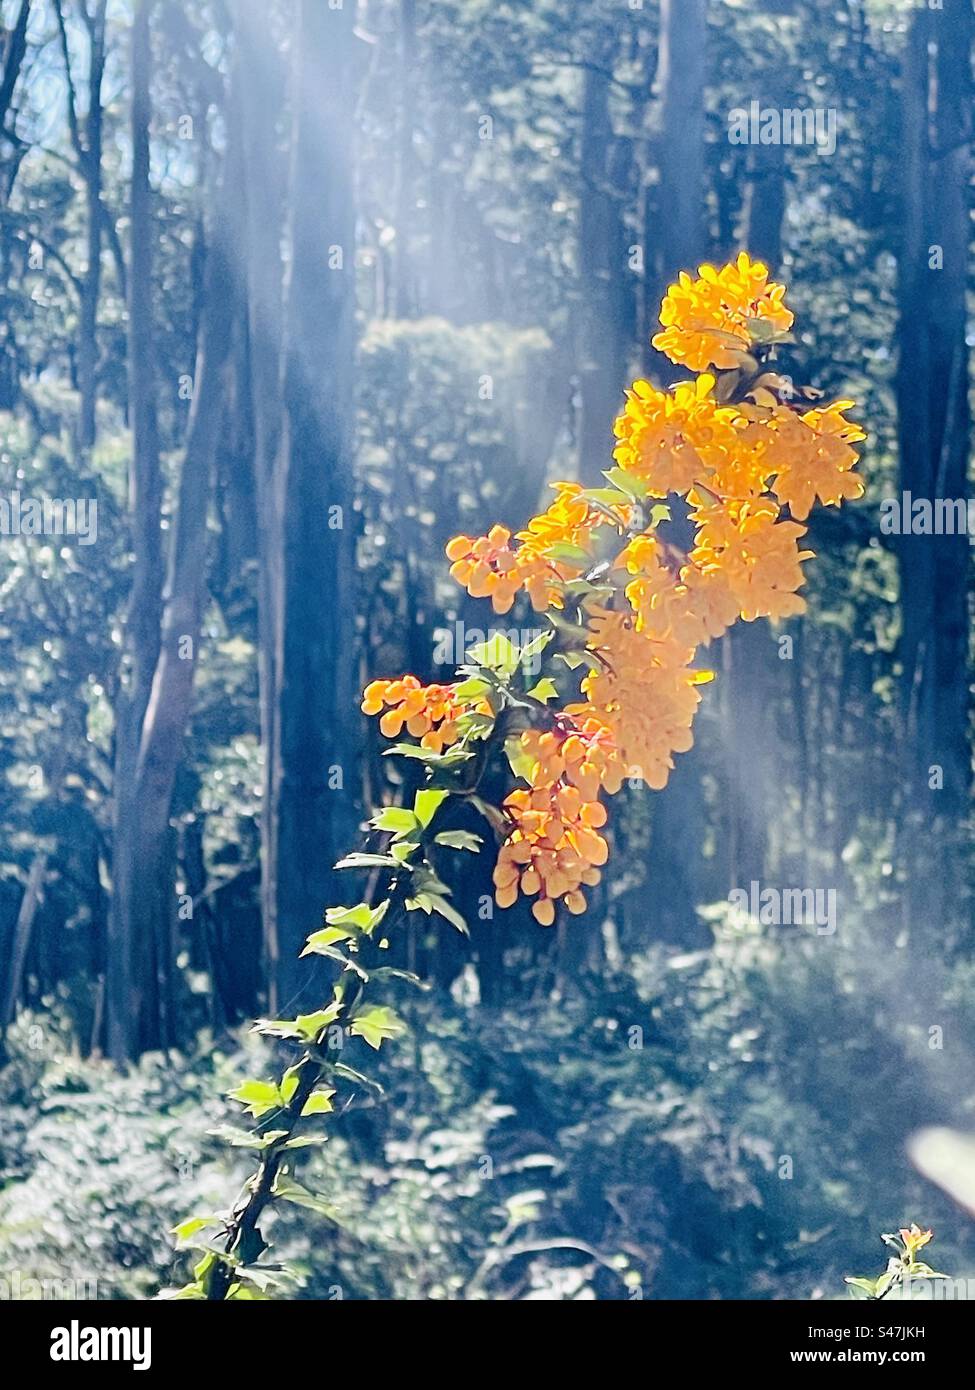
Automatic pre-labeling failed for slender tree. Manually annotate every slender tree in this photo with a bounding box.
[266,0,361,1009]
[108,43,244,1059]
[894,0,972,943]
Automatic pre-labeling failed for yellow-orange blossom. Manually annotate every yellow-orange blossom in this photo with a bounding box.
[364,255,865,925]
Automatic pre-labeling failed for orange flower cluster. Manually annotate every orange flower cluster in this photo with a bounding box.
[361,676,491,753]
[652,252,793,371]
[493,725,623,924]
[447,484,630,614]
[567,612,714,792]
[366,255,864,926]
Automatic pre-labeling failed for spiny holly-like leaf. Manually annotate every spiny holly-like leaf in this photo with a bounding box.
[279,1066,301,1106]
[504,734,537,783]
[413,787,449,827]
[525,677,558,703]
[603,465,649,499]
[349,1004,407,1050]
[271,1176,343,1223]
[466,632,520,678]
[300,1088,336,1117]
[519,631,553,663]
[208,1124,288,1150]
[844,1276,881,1297]
[302,903,388,954]
[434,829,482,852]
[453,676,491,699]
[371,805,419,835]
[427,895,469,935]
[227,1080,283,1118]
[335,851,397,870]
[383,742,475,766]
[545,541,589,566]
[171,1215,224,1246]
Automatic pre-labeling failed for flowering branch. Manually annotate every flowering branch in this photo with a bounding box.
[169,253,865,1298]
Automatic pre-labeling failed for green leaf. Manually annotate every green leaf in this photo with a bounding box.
[208,1124,287,1150]
[327,901,389,932]
[371,806,419,834]
[292,1004,344,1039]
[228,1079,283,1119]
[603,466,649,499]
[271,1176,343,1222]
[505,734,537,783]
[519,631,553,663]
[279,1066,301,1106]
[301,1088,337,1117]
[467,632,520,678]
[369,965,428,989]
[413,787,449,828]
[349,1004,407,1050]
[303,903,388,955]
[333,1061,384,1095]
[251,1017,307,1040]
[335,852,397,870]
[298,926,353,953]
[468,795,508,836]
[383,742,474,767]
[429,895,469,935]
[526,677,558,703]
[391,840,420,864]
[844,1276,882,1298]
[585,486,631,507]
[434,829,482,852]
[171,1215,223,1245]
[453,676,491,699]
[545,541,589,566]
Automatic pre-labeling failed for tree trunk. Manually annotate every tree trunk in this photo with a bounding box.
[393,0,417,318]
[639,0,711,947]
[0,0,31,138]
[577,38,627,480]
[645,0,707,381]
[79,1,107,449]
[894,0,972,946]
[107,53,243,1061]
[106,0,163,1060]
[267,0,361,1010]
[239,0,286,1006]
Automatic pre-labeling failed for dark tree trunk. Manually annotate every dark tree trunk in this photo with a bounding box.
[267,0,361,1010]
[721,88,790,899]
[645,0,708,381]
[55,0,108,451]
[894,0,972,945]
[239,0,286,1006]
[393,0,417,318]
[0,0,31,137]
[638,0,711,948]
[577,39,627,481]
